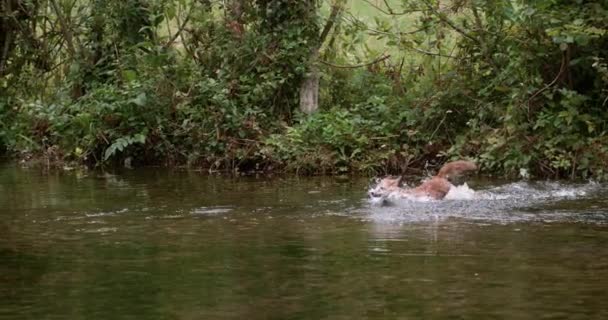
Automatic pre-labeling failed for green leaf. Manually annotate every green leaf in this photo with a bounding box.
[122,70,137,82]
[131,93,147,107]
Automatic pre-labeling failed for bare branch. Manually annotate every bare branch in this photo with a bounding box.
[361,0,424,15]
[527,50,567,105]
[409,47,458,59]
[421,0,480,45]
[342,13,425,38]
[319,1,343,45]
[49,0,77,57]
[164,4,194,49]
[400,27,428,35]
[382,0,394,14]
[320,53,391,69]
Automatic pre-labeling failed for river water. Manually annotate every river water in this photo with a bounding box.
[1,164,608,319]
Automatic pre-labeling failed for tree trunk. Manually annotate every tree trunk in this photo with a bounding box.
[299,0,343,114]
[0,0,21,76]
[299,68,319,114]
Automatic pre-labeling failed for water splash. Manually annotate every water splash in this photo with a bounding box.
[475,181,601,201]
[444,183,476,200]
[363,181,607,224]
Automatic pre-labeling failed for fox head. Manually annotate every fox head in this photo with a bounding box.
[368,176,402,199]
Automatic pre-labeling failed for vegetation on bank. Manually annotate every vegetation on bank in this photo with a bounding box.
[1,0,607,179]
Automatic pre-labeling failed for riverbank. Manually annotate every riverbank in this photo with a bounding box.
[1,1,606,180]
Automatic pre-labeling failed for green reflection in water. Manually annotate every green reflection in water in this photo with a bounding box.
[1,164,608,319]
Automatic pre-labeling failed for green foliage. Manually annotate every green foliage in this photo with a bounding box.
[263,73,426,175]
[104,134,147,161]
[263,105,397,174]
[1,0,608,179]
[1,0,320,169]
[447,0,608,179]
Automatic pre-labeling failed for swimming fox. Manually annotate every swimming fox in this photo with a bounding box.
[368,160,477,202]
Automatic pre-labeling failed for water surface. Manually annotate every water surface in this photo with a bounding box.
[1,164,608,319]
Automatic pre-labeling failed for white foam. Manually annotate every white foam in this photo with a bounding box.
[475,181,599,201]
[362,181,605,224]
[444,183,476,200]
[367,182,475,205]
[368,196,386,206]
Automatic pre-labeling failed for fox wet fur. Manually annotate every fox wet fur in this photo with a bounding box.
[369,160,477,201]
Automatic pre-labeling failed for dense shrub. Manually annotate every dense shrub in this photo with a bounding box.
[1,0,607,179]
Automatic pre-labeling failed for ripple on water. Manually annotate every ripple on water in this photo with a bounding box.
[79,227,118,233]
[85,208,129,217]
[191,206,234,216]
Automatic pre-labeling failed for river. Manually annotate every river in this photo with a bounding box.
[1,164,607,319]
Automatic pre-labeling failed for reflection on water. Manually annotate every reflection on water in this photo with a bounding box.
[1,164,608,319]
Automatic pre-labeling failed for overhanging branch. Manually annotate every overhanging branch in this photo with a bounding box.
[320,54,391,69]
[361,0,424,15]
[421,0,480,45]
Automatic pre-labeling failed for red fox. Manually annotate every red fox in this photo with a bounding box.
[369,160,477,202]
